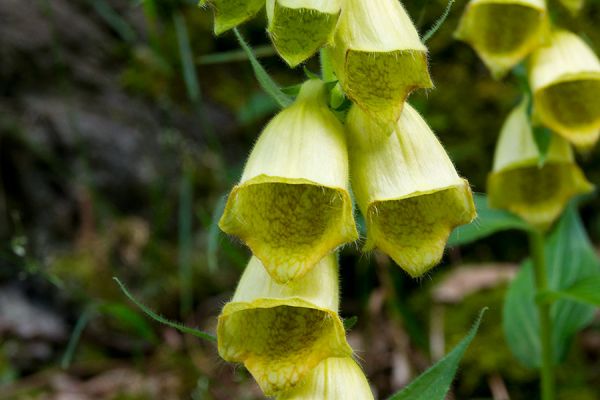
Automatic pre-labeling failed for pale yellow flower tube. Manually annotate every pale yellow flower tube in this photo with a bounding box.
[277,357,374,400]
[219,79,358,284]
[488,100,594,230]
[200,0,264,35]
[218,255,352,396]
[266,0,342,67]
[455,0,548,78]
[347,104,476,277]
[330,0,432,130]
[529,30,600,149]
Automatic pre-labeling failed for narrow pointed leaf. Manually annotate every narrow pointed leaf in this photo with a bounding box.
[538,275,600,307]
[388,308,486,400]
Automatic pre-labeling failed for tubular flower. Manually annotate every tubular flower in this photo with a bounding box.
[217,255,352,396]
[330,0,432,130]
[454,0,549,78]
[219,80,358,284]
[266,0,342,67]
[529,30,600,150]
[347,104,476,277]
[488,100,594,230]
[558,0,584,15]
[277,357,374,400]
[200,0,264,35]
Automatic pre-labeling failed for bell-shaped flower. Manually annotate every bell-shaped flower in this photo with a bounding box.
[488,100,593,230]
[266,0,342,67]
[218,255,352,396]
[330,0,432,130]
[529,30,600,149]
[558,0,584,15]
[277,357,374,399]
[200,0,264,35]
[347,104,476,277]
[219,80,358,284]
[455,0,549,78]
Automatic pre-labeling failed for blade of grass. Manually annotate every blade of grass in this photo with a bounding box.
[61,307,95,369]
[113,277,217,342]
[198,45,276,65]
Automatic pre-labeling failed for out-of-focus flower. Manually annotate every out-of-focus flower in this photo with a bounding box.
[488,100,594,230]
[266,0,342,67]
[455,0,549,78]
[558,0,584,15]
[200,0,264,35]
[330,0,432,130]
[347,104,476,277]
[219,79,358,284]
[218,255,351,396]
[277,357,374,400]
[529,30,600,150]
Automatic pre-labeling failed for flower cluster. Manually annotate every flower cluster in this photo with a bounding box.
[205,0,477,397]
[456,0,598,229]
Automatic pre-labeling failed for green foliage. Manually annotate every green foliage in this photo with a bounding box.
[388,308,486,400]
[539,275,600,307]
[503,204,600,368]
[448,193,531,247]
[233,28,294,108]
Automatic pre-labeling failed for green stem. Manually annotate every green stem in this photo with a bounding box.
[319,48,335,82]
[529,229,554,400]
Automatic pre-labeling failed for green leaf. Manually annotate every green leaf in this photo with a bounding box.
[448,193,531,247]
[538,276,600,307]
[233,28,294,108]
[388,308,486,400]
[343,316,358,331]
[503,204,600,368]
[99,303,158,343]
[533,126,553,166]
[113,277,217,343]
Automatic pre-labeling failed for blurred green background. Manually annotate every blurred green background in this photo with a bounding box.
[0,0,599,399]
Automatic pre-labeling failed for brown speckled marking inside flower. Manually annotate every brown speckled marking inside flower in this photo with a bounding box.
[343,50,431,128]
[208,0,264,35]
[219,305,350,395]
[220,182,355,283]
[536,79,600,139]
[269,5,339,67]
[365,185,475,277]
[488,163,593,230]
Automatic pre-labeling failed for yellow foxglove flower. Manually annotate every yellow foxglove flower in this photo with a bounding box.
[330,0,432,130]
[529,30,600,149]
[266,0,342,67]
[488,100,594,230]
[455,0,549,78]
[558,0,584,15]
[218,255,352,396]
[277,357,374,400]
[219,80,358,284]
[347,105,476,277]
[200,0,264,35]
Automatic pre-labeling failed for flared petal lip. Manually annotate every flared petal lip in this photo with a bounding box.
[534,71,600,91]
[362,180,473,206]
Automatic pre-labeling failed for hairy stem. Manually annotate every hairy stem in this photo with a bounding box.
[529,229,554,400]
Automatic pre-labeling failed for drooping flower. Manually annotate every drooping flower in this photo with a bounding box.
[488,100,594,230]
[455,0,549,78]
[347,104,476,277]
[266,0,342,67]
[277,357,374,400]
[529,29,600,150]
[200,0,264,35]
[218,255,352,396]
[219,79,358,284]
[330,0,432,130]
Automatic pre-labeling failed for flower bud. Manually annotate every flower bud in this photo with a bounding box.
[277,357,374,400]
[266,0,342,67]
[200,0,264,35]
[330,0,432,130]
[219,80,358,284]
[454,0,549,78]
[529,30,600,149]
[218,255,352,396]
[488,100,594,230]
[347,104,476,277]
